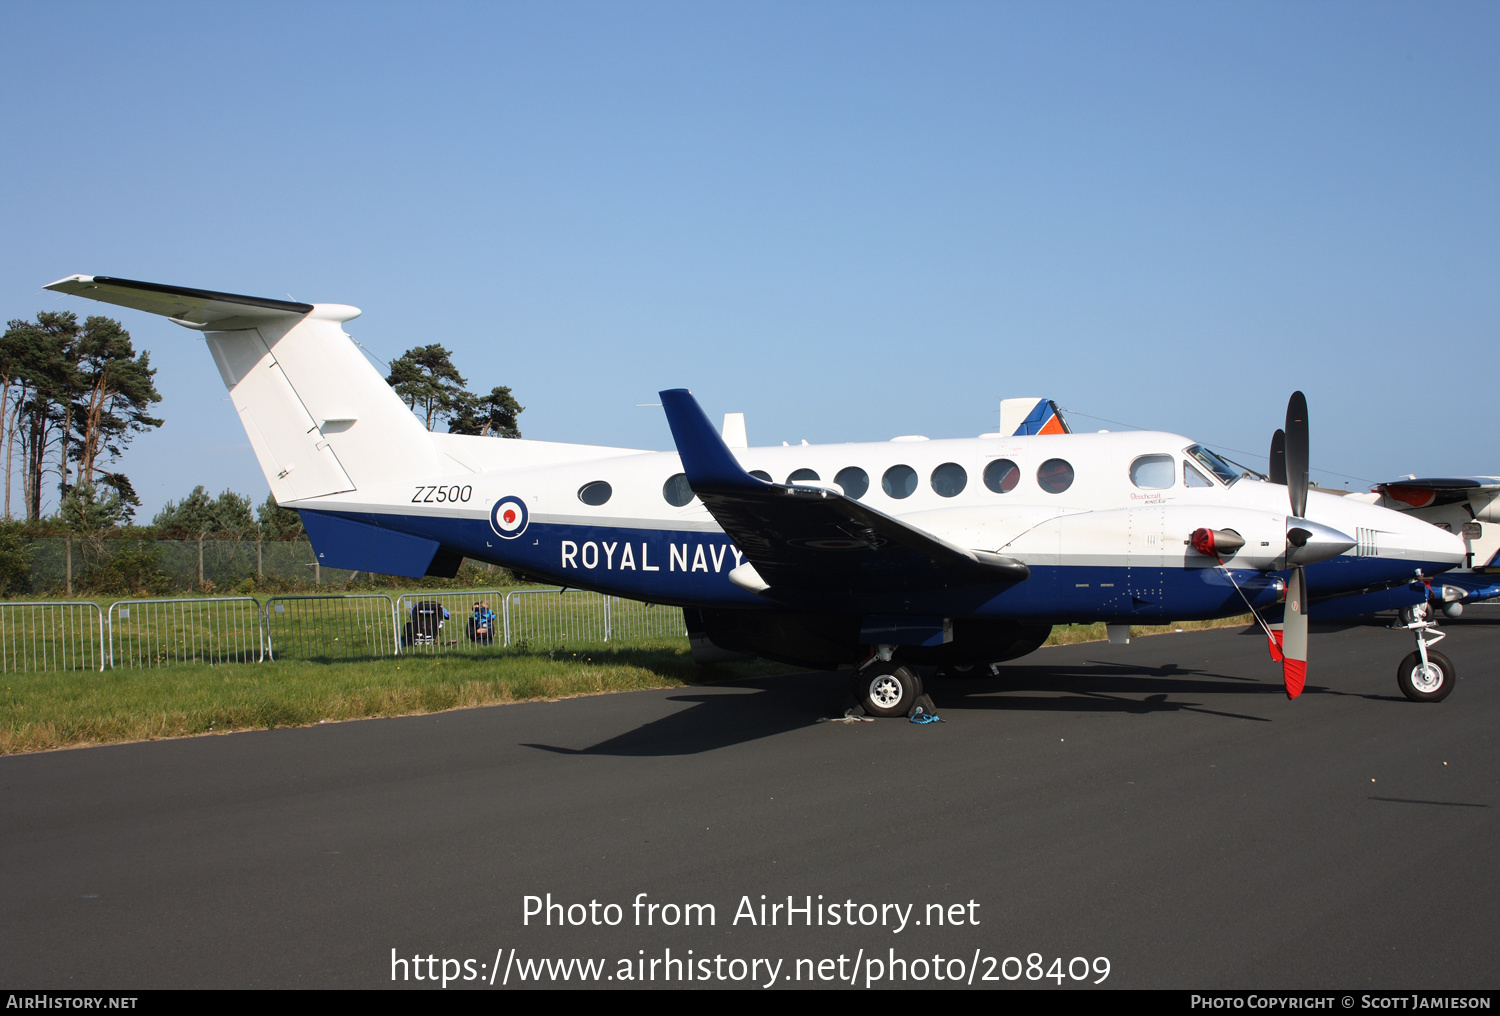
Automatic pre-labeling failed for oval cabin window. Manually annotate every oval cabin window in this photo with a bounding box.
[662,473,694,507]
[835,466,869,500]
[931,462,967,497]
[577,481,613,506]
[883,465,917,499]
[984,458,1020,493]
[1036,459,1075,494]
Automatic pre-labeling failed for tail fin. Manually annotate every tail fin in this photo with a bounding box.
[46,275,439,504]
[999,397,1071,436]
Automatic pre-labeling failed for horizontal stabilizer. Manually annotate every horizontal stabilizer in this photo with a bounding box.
[300,511,446,579]
[45,275,315,330]
[659,389,1029,596]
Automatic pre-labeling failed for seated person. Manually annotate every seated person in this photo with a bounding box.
[469,600,497,643]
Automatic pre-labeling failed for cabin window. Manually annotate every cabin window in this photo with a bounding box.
[787,468,820,484]
[1184,462,1214,488]
[1037,458,1075,494]
[835,466,869,500]
[662,473,694,507]
[931,462,967,497]
[883,464,917,499]
[983,458,1020,493]
[749,470,772,482]
[578,481,612,506]
[1130,454,1176,490]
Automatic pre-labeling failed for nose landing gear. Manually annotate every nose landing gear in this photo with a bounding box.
[1391,605,1456,702]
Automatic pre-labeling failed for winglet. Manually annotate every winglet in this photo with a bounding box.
[659,389,767,491]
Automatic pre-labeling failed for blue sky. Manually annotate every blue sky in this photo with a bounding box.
[2,1,1495,518]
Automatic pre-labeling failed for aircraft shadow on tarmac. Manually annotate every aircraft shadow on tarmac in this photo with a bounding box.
[522,656,1291,757]
[523,672,848,757]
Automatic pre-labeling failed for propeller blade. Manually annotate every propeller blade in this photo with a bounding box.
[1282,566,1308,698]
[1268,429,1287,485]
[1285,391,1309,518]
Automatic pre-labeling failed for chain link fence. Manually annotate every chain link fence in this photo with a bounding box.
[16,537,351,596]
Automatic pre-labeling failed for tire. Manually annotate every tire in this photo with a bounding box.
[855,664,922,718]
[1397,649,1455,702]
[1398,603,1431,626]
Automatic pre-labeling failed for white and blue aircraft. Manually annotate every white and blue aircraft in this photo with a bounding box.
[1354,477,1500,617]
[46,275,1468,713]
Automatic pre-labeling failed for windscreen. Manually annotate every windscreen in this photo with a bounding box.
[1185,445,1240,486]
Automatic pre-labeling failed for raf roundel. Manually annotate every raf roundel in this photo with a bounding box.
[490,497,529,539]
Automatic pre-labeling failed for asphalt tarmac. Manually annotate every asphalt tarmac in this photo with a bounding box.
[2,613,1496,990]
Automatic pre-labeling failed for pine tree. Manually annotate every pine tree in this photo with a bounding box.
[449,386,524,438]
[386,345,467,431]
[256,493,305,540]
[0,312,160,520]
[153,487,256,538]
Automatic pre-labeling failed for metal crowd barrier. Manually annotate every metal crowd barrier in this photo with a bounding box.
[395,590,505,654]
[502,589,685,647]
[0,589,688,673]
[263,593,399,662]
[0,601,106,673]
[108,596,264,669]
[601,596,686,642]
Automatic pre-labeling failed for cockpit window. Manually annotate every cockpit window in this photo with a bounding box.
[1185,445,1239,486]
[1184,462,1214,488]
[1130,454,1175,490]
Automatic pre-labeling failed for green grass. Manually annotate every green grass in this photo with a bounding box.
[1042,614,1254,646]
[0,612,1259,755]
[0,640,788,755]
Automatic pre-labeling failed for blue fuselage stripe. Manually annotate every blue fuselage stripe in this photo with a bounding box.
[308,510,1447,622]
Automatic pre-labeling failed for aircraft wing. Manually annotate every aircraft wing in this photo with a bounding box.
[659,389,1029,594]
[45,275,313,331]
[1377,477,1500,508]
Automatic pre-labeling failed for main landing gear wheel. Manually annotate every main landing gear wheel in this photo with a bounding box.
[1397,649,1455,702]
[855,664,922,718]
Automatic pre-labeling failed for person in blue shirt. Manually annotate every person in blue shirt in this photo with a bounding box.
[469,600,497,644]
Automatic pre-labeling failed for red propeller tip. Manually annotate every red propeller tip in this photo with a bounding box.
[1283,659,1306,699]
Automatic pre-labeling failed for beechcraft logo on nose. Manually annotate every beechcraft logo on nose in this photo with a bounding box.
[490,497,529,539]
